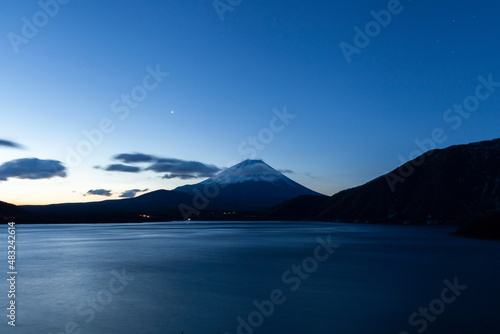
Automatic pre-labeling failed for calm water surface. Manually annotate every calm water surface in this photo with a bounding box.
[0,221,498,334]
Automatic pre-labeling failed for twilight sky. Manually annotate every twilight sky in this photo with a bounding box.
[1,0,499,205]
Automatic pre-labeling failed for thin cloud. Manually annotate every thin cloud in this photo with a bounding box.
[147,160,220,179]
[163,173,199,180]
[102,164,142,173]
[278,169,295,174]
[119,189,149,198]
[114,153,158,163]
[0,139,25,149]
[106,153,221,180]
[0,158,66,181]
[85,189,112,197]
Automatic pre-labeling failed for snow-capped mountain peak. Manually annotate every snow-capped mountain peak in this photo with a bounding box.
[200,159,291,185]
[173,159,325,210]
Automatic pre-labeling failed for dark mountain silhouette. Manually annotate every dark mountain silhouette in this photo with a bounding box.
[12,139,500,235]
[269,195,330,220]
[0,201,25,222]
[271,139,500,230]
[454,210,500,239]
[18,161,324,223]
[21,190,193,223]
[174,159,326,210]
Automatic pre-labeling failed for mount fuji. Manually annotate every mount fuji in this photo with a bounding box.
[174,160,325,210]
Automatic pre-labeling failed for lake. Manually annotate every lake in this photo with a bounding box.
[0,221,499,334]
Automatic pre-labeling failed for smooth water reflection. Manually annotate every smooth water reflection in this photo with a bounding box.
[0,221,498,334]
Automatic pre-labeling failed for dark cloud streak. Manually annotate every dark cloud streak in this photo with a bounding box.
[113,153,157,163]
[119,189,149,198]
[162,173,198,180]
[0,139,25,149]
[103,164,142,173]
[105,152,221,179]
[0,158,66,181]
[85,189,112,197]
[147,160,220,178]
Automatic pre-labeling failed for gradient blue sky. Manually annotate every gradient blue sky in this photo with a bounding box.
[1,0,499,205]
